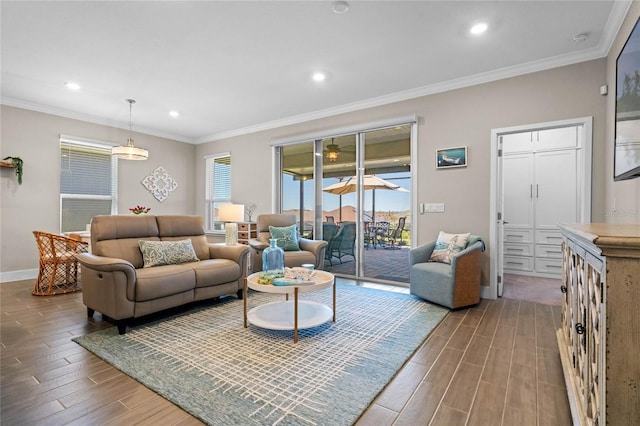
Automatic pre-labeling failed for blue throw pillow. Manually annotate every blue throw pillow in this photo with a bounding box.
[269,225,300,251]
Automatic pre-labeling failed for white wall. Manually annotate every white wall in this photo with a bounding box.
[0,106,196,281]
[195,59,610,287]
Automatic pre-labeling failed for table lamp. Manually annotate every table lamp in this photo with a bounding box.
[219,204,245,245]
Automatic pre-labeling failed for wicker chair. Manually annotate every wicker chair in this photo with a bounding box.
[32,231,88,296]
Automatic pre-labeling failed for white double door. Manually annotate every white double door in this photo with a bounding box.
[502,126,579,279]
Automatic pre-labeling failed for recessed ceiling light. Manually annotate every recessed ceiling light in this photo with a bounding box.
[332,1,349,14]
[312,72,326,82]
[470,22,488,35]
[65,82,80,91]
[169,110,180,118]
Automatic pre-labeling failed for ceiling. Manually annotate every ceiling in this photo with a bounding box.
[0,1,629,144]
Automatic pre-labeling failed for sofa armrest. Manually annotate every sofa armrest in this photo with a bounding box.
[410,241,436,265]
[298,238,327,254]
[299,238,328,269]
[76,253,137,281]
[248,238,268,250]
[209,243,249,263]
[75,253,137,318]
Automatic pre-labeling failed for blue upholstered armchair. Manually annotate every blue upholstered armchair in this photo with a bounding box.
[409,235,484,309]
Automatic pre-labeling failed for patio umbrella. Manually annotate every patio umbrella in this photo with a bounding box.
[322,175,408,222]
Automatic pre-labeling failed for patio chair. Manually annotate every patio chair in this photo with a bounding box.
[32,230,89,296]
[410,234,484,309]
[326,221,356,265]
[249,214,327,271]
[385,216,407,249]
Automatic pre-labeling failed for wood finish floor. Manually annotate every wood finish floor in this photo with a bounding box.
[0,278,570,425]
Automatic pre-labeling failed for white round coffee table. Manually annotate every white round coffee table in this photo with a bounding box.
[243,270,336,343]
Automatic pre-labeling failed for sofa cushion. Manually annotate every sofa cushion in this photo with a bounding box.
[135,264,196,301]
[269,224,300,251]
[97,237,159,269]
[429,231,470,264]
[139,239,200,268]
[192,259,241,287]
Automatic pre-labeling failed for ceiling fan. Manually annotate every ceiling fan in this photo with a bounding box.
[323,138,356,162]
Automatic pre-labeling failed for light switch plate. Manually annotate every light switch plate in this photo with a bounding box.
[424,203,445,213]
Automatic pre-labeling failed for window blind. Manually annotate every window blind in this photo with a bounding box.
[205,154,232,232]
[60,138,117,233]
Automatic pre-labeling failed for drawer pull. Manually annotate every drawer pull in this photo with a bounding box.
[561,285,567,293]
[575,323,585,335]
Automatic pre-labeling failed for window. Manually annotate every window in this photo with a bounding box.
[60,137,117,233]
[205,154,231,232]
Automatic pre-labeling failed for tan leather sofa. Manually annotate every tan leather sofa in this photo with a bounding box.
[76,215,249,334]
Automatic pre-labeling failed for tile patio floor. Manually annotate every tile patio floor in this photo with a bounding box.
[324,245,410,284]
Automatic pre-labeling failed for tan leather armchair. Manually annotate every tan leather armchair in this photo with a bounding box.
[248,214,327,272]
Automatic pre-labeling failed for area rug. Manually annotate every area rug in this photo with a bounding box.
[73,284,448,426]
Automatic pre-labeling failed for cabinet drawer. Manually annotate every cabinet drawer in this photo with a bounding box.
[535,244,563,259]
[536,229,563,245]
[504,255,533,272]
[535,258,563,275]
[238,223,255,232]
[504,229,533,244]
[238,231,250,239]
[504,243,533,257]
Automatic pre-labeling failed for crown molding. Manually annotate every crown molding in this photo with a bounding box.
[0,97,192,143]
[199,46,609,143]
[2,0,630,146]
[601,0,633,55]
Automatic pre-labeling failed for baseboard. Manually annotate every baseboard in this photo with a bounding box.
[0,269,37,283]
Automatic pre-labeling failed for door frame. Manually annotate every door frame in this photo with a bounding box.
[271,116,418,283]
[487,116,592,299]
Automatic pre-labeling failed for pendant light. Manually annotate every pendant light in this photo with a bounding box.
[112,99,149,160]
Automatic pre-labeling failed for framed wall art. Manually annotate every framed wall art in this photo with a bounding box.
[436,146,467,169]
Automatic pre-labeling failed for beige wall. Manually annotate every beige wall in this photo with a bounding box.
[0,106,196,278]
[5,8,640,280]
[606,1,640,224]
[196,58,609,286]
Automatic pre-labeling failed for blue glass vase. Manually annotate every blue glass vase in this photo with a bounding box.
[262,238,284,277]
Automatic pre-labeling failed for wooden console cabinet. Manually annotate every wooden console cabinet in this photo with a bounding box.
[557,224,640,425]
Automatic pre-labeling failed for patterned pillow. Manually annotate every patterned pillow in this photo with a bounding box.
[269,225,300,251]
[429,231,470,264]
[139,239,200,268]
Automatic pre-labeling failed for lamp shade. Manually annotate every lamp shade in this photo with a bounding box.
[112,142,149,160]
[219,204,245,222]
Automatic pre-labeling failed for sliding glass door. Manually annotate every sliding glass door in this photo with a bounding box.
[278,122,413,284]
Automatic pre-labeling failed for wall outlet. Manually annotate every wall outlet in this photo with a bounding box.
[423,203,445,213]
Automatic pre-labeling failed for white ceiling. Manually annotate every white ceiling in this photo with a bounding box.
[0,1,630,144]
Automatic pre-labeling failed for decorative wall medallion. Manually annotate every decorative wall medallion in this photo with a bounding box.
[142,166,178,202]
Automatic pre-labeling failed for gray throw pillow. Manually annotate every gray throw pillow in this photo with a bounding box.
[139,239,200,268]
